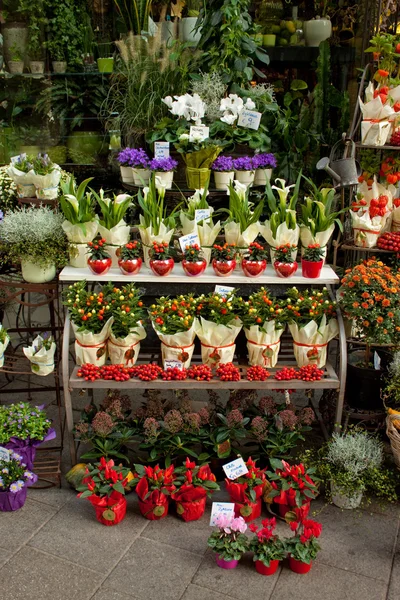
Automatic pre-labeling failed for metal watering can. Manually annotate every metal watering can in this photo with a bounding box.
[316,137,361,188]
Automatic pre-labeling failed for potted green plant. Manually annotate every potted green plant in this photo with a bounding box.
[0,205,68,282]
[31,153,61,200]
[223,180,263,250]
[180,187,221,265]
[8,42,24,74]
[6,154,35,197]
[94,190,132,266]
[96,40,114,73]
[181,0,203,44]
[0,325,10,368]
[249,518,286,576]
[207,515,249,569]
[301,244,325,279]
[304,2,332,47]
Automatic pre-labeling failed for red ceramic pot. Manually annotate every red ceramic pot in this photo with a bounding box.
[87,257,112,275]
[255,559,280,576]
[233,498,262,522]
[118,257,142,275]
[93,496,127,526]
[242,259,267,278]
[289,556,312,574]
[302,259,323,279]
[212,258,237,277]
[274,261,298,278]
[149,258,174,277]
[182,259,207,277]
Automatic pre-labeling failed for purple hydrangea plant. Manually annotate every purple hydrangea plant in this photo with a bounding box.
[211,156,234,172]
[252,153,277,169]
[149,157,178,172]
[117,148,150,168]
[233,156,254,171]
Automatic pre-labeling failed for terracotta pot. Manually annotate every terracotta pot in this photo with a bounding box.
[216,556,239,569]
[118,257,142,275]
[29,61,45,74]
[212,259,236,277]
[274,261,298,278]
[301,259,323,279]
[93,496,127,526]
[149,258,174,276]
[255,559,280,576]
[182,259,206,277]
[242,258,267,278]
[289,556,312,574]
[87,257,112,275]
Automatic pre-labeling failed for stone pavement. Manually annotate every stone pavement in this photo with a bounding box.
[0,484,398,600]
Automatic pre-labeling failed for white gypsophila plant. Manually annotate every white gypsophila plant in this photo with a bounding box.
[190,73,227,122]
[326,430,383,479]
[0,166,18,213]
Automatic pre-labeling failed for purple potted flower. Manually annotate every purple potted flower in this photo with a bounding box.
[0,450,38,512]
[117,148,150,185]
[149,157,179,189]
[252,153,277,186]
[211,156,235,190]
[233,156,255,187]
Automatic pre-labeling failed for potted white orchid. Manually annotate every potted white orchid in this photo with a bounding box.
[180,187,221,265]
[223,180,263,253]
[261,174,302,263]
[219,94,256,126]
[93,190,132,267]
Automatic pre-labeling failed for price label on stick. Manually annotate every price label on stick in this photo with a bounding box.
[189,125,209,142]
[164,360,184,371]
[195,209,211,224]
[179,232,201,252]
[154,142,170,159]
[214,285,235,298]
[237,109,262,131]
[209,502,235,526]
[223,457,248,480]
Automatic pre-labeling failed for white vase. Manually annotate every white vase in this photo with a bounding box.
[120,165,134,184]
[180,17,202,43]
[69,244,89,268]
[254,168,272,186]
[234,170,255,186]
[304,18,332,47]
[331,481,363,510]
[21,260,56,283]
[132,168,151,186]
[155,170,174,189]
[214,171,234,191]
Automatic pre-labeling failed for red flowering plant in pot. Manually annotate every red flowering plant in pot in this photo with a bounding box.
[181,243,207,277]
[148,241,175,276]
[249,517,286,576]
[133,463,176,520]
[242,241,268,278]
[225,457,267,522]
[273,243,298,278]
[301,244,325,279]
[77,457,130,526]
[211,243,237,277]
[172,457,220,521]
[285,503,322,574]
[266,458,319,518]
[117,240,142,275]
[87,237,112,275]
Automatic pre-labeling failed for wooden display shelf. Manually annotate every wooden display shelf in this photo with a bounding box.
[340,243,392,254]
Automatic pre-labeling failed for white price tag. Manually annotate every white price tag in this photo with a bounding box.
[214,285,235,297]
[154,142,170,159]
[223,457,248,480]
[195,209,211,224]
[179,232,201,252]
[209,502,235,526]
[164,360,184,371]
[189,125,209,142]
[0,447,10,462]
[237,109,262,131]
[374,351,381,371]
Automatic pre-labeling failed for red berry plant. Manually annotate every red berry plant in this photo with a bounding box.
[266,459,319,510]
[118,239,142,260]
[63,281,112,334]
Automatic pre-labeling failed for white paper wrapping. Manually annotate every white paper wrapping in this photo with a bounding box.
[260,219,300,262]
[32,167,61,200]
[359,95,394,146]
[299,224,334,262]
[351,179,393,247]
[194,317,242,366]
[392,205,400,232]
[180,213,221,265]
[71,317,113,366]
[6,166,35,198]
[388,85,400,103]
[152,322,196,368]
[0,329,10,368]
[244,321,284,367]
[23,336,56,376]
[98,220,130,267]
[138,219,175,267]
[62,220,99,268]
[288,315,339,368]
[224,221,260,248]
[108,324,146,366]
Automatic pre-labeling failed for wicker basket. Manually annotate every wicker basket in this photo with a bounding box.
[386,414,400,469]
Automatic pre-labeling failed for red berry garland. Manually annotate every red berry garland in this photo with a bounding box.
[274,367,298,381]
[161,367,188,381]
[187,364,213,381]
[216,363,241,381]
[246,365,270,381]
[77,364,101,381]
[131,364,163,381]
[377,231,400,252]
[297,364,324,381]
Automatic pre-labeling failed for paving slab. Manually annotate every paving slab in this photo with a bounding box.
[192,551,279,600]
[388,552,400,600]
[0,547,13,569]
[104,537,202,600]
[0,546,98,600]
[91,588,138,600]
[273,561,387,600]
[28,494,147,573]
[0,498,57,551]
[29,485,75,509]
[181,584,236,600]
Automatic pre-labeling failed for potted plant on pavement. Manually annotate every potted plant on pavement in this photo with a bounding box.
[77,457,131,526]
[285,504,322,574]
[182,243,207,277]
[211,155,234,190]
[94,190,132,266]
[225,457,267,522]
[172,457,219,521]
[266,458,319,518]
[117,240,143,275]
[207,515,249,569]
[242,241,268,278]
[273,243,298,278]
[211,243,237,277]
[301,244,325,279]
[0,450,37,512]
[86,237,112,276]
[249,518,286,576]
[133,463,177,520]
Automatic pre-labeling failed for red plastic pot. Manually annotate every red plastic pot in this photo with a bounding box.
[87,257,112,275]
[233,498,262,522]
[289,556,312,574]
[212,258,237,277]
[255,559,280,576]
[182,259,207,277]
[175,496,207,521]
[301,259,323,279]
[138,495,169,520]
[216,556,239,569]
[274,261,298,278]
[149,258,174,277]
[93,496,127,526]
[242,259,267,278]
[118,257,142,275]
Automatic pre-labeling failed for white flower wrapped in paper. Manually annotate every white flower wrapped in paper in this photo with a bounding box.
[23,334,56,376]
[299,185,341,261]
[153,322,196,369]
[108,323,146,366]
[6,163,35,198]
[72,317,113,366]
[351,178,393,247]
[359,96,394,146]
[31,165,61,200]
[139,218,174,267]
[224,180,262,252]
[195,317,242,366]
[0,325,10,368]
[94,190,132,266]
[244,321,284,368]
[289,314,338,368]
[180,188,221,265]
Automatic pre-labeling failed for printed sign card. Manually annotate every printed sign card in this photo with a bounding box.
[209,502,235,526]
[237,110,262,131]
[223,457,248,480]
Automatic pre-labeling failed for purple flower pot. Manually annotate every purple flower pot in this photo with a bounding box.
[5,428,56,470]
[0,486,27,511]
[216,556,239,569]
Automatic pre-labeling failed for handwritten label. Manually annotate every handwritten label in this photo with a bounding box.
[374,351,381,371]
[195,209,211,224]
[0,447,10,462]
[154,142,170,159]
[189,125,209,142]
[237,109,262,131]
[209,502,235,526]
[223,457,248,480]
[179,232,201,252]
[214,285,235,297]
[164,360,184,371]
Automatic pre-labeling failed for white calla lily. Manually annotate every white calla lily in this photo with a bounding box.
[271,179,295,202]
[115,193,131,204]
[233,180,248,201]
[155,176,168,196]
[65,195,79,214]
